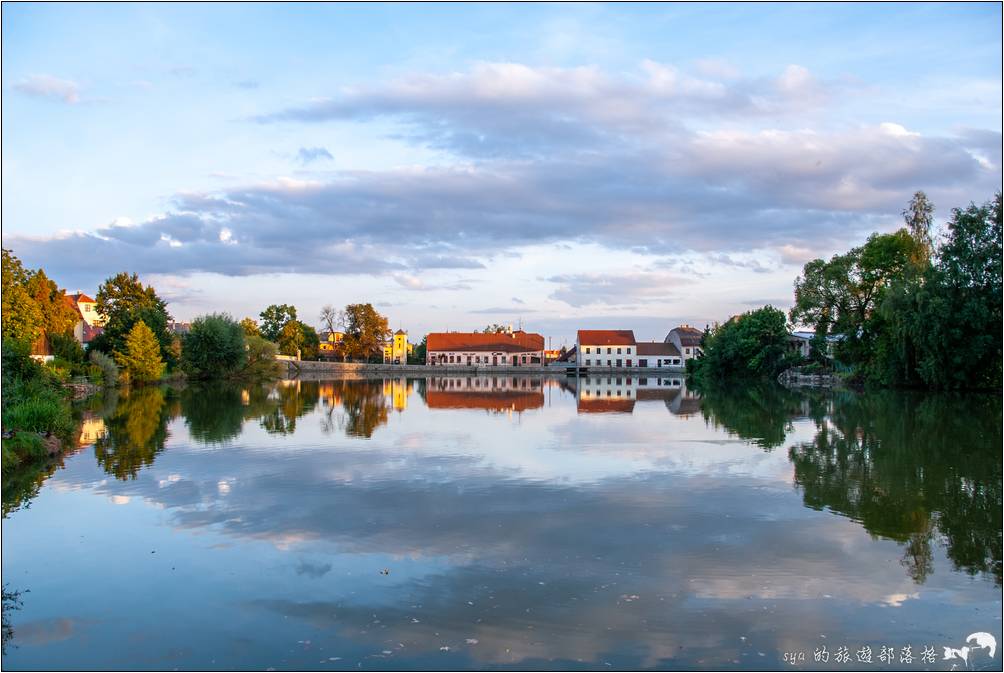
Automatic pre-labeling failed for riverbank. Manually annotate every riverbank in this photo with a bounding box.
[282,360,687,377]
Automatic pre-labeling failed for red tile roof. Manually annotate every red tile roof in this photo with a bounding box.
[577,398,635,413]
[69,292,96,304]
[577,330,636,346]
[636,342,681,356]
[426,390,544,411]
[82,324,104,343]
[427,331,544,353]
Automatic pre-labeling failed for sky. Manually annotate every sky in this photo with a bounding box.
[2,2,1001,347]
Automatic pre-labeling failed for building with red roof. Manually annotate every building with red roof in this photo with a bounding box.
[425,329,544,367]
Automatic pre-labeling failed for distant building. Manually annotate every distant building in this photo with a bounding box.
[576,330,637,367]
[63,292,105,345]
[664,325,704,361]
[167,321,191,335]
[789,330,841,359]
[319,330,345,358]
[636,341,682,368]
[383,330,412,364]
[544,349,563,363]
[426,328,544,366]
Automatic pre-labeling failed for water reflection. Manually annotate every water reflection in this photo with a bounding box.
[1,375,1000,670]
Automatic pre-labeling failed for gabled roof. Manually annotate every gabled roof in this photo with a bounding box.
[427,331,544,352]
[426,390,543,411]
[636,342,680,356]
[577,330,636,346]
[68,292,96,303]
[556,346,577,362]
[62,293,84,318]
[394,329,407,335]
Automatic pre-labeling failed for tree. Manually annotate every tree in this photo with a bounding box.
[299,322,320,360]
[277,320,305,357]
[480,323,508,333]
[410,335,427,364]
[319,304,341,336]
[242,335,280,379]
[92,272,173,366]
[688,306,794,383]
[259,304,297,342]
[239,317,260,337]
[114,321,165,383]
[341,303,390,361]
[902,191,935,265]
[1,249,76,347]
[181,313,247,379]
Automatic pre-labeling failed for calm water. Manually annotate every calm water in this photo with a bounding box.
[2,376,1001,671]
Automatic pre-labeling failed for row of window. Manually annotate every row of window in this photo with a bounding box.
[583,358,681,367]
[436,354,536,364]
[583,346,633,355]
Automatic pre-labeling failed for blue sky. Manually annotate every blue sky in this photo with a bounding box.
[3,2,1001,345]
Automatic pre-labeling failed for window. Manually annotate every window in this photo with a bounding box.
[586,359,591,366]
[685,347,691,355]
[607,348,611,354]
[617,347,622,354]
[616,359,622,367]
[626,360,632,367]
[585,347,591,354]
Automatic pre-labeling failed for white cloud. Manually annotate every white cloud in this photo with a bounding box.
[13,74,81,104]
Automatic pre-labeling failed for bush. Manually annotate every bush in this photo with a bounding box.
[242,335,280,380]
[89,349,119,386]
[181,313,246,379]
[688,306,797,383]
[49,332,86,363]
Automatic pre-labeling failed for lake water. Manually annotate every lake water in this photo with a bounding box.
[2,376,1001,671]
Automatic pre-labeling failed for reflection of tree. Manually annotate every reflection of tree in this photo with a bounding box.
[2,585,23,654]
[697,382,826,449]
[94,386,177,480]
[318,380,389,438]
[2,458,62,518]
[789,391,1002,585]
[260,381,320,435]
[181,383,246,444]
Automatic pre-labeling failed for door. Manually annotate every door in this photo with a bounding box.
[492,355,498,366]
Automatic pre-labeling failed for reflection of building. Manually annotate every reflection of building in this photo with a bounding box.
[424,376,544,412]
[426,329,544,367]
[574,374,697,415]
[77,415,107,446]
[382,377,413,411]
[664,325,704,361]
[382,330,412,364]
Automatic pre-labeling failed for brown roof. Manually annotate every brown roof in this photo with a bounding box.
[577,398,635,414]
[636,342,681,356]
[427,331,544,353]
[577,330,636,346]
[63,293,83,318]
[556,345,577,362]
[82,324,104,343]
[667,326,703,347]
[69,292,96,304]
[426,390,544,411]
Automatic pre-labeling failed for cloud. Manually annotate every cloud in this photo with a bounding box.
[393,274,473,291]
[547,271,693,307]
[468,306,538,314]
[13,74,81,104]
[234,79,260,90]
[295,146,334,164]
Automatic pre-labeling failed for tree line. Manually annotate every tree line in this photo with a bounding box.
[688,191,1002,389]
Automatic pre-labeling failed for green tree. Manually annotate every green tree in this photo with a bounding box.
[115,321,165,383]
[410,335,427,364]
[688,306,794,383]
[902,190,935,266]
[92,272,173,366]
[242,335,280,379]
[181,313,247,379]
[277,320,305,357]
[299,322,320,360]
[239,317,260,337]
[341,303,390,361]
[259,304,297,341]
[1,249,43,346]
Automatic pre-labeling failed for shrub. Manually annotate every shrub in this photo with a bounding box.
[181,313,246,379]
[2,389,74,435]
[49,332,85,363]
[89,349,119,386]
[243,335,280,380]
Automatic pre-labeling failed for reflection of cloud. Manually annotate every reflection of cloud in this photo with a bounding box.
[881,592,919,607]
[294,560,333,578]
[14,618,78,645]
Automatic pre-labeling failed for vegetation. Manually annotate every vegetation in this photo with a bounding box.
[90,272,175,368]
[89,350,119,387]
[259,304,297,341]
[181,313,247,379]
[239,317,260,337]
[114,321,165,383]
[1,340,75,473]
[340,303,390,361]
[687,306,796,383]
[791,191,1001,389]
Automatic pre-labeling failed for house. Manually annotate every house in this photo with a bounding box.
[664,325,704,361]
[382,329,412,364]
[167,321,191,335]
[789,330,841,359]
[63,292,105,345]
[636,342,683,368]
[319,330,345,358]
[576,330,637,367]
[426,328,545,367]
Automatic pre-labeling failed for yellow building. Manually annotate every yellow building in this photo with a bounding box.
[382,329,411,364]
[319,330,345,357]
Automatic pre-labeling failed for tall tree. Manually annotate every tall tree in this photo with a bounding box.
[259,304,297,342]
[92,272,173,366]
[341,303,390,362]
[319,304,340,336]
[902,191,935,265]
[181,313,247,379]
[239,317,260,337]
